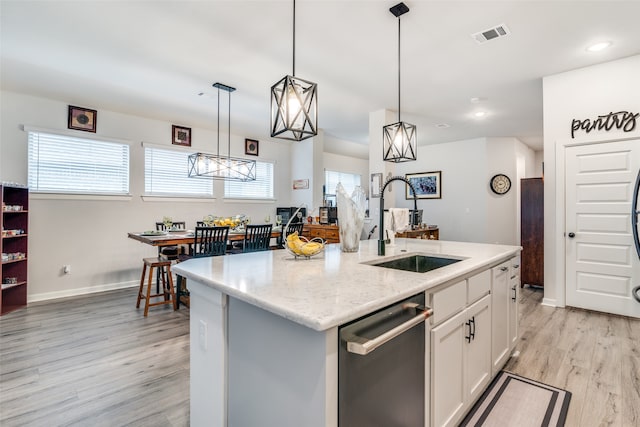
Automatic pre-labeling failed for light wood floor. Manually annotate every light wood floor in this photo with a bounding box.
[1,285,639,426]
[0,288,190,426]
[505,286,640,427]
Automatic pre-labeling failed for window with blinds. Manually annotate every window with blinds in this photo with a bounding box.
[144,146,213,197]
[224,161,274,199]
[28,131,130,194]
[325,170,362,195]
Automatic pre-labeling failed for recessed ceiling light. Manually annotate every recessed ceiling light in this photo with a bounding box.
[470,97,487,104]
[474,111,487,118]
[586,41,612,52]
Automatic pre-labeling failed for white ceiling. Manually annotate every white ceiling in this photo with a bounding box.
[2,0,640,157]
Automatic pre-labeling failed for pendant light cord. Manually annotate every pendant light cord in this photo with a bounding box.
[216,85,220,157]
[397,16,401,123]
[227,87,231,159]
[292,0,296,76]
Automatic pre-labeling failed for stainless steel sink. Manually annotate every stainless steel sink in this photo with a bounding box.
[365,254,462,273]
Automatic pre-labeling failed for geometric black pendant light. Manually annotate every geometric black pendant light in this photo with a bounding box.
[383,2,417,163]
[270,0,318,141]
[188,83,257,181]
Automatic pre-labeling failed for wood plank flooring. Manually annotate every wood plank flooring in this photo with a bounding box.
[505,286,640,427]
[0,288,189,426]
[1,285,639,426]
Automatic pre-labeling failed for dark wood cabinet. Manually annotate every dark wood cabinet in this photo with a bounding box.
[1,184,29,315]
[395,227,439,240]
[521,178,543,287]
[301,224,340,244]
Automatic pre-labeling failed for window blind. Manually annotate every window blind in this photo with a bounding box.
[325,170,362,195]
[225,161,274,199]
[28,131,130,194]
[144,146,213,197]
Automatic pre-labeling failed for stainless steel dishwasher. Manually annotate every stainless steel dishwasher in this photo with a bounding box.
[339,293,432,426]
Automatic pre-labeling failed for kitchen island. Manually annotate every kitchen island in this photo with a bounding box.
[173,238,521,427]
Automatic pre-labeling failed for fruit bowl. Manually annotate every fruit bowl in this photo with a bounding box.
[285,233,325,259]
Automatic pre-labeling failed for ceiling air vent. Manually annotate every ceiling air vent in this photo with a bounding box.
[471,24,510,44]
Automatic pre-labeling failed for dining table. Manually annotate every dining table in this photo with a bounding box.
[128,227,284,304]
[127,226,283,249]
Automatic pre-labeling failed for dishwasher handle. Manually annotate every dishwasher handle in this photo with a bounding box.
[346,303,433,356]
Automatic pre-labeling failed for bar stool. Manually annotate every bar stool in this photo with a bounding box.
[136,257,177,316]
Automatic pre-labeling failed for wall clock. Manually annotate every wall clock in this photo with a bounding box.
[490,174,511,195]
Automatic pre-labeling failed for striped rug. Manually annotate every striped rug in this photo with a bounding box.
[460,371,571,427]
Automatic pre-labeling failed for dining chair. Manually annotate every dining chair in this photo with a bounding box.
[175,226,230,308]
[155,221,187,260]
[277,222,304,248]
[237,224,273,253]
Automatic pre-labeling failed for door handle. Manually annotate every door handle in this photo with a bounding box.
[632,169,640,259]
[512,285,517,302]
[470,316,476,341]
[345,304,433,355]
[568,232,575,238]
[632,286,640,304]
[465,319,472,343]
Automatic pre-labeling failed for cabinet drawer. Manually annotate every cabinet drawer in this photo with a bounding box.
[467,269,491,304]
[430,280,466,325]
[309,229,324,238]
[324,229,339,239]
[510,256,521,279]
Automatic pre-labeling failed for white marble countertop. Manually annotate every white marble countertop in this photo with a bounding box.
[172,239,520,331]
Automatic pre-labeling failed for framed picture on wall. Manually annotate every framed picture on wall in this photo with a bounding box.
[245,138,259,156]
[172,125,191,146]
[68,105,97,132]
[406,171,442,199]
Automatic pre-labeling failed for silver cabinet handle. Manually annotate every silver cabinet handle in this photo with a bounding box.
[633,286,640,304]
[346,304,433,355]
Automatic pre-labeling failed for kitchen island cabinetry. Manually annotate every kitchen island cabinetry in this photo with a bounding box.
[430,272,492,427]
[174,239,521,427]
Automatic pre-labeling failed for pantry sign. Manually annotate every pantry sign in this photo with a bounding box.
[571,110,638,138]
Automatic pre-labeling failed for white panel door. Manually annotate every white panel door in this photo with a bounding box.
[565,139,640,318]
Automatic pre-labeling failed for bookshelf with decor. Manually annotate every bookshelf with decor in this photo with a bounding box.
[1,184,29,315]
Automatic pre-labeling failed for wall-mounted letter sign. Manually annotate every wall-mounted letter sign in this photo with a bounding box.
[571,110,638,138]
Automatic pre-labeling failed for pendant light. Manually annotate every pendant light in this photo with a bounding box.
[188,83,256,181]
[270,0,318,141]
[383,2,417,163]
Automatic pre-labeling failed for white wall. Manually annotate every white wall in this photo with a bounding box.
[393,137,536,245]
[542,54,640,306]
[1,90,295,301]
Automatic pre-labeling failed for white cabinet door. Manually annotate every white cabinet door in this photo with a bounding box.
[509,277,519,350]
[465,294,492,404]
[491,261,510,374]
[431,309,467,427]
[509,258,520,350]
[432,295,492,427]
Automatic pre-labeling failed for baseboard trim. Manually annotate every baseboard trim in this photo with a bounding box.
[28,280,139,303]
[541,297,557,307]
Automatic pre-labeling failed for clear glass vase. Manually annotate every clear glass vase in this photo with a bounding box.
[336,183,366,252]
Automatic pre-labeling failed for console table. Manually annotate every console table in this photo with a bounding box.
[301,224,340,244]
[395,227,439,240]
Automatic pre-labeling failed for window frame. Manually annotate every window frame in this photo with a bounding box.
[223,159,276,201]
[26,127,131,197]
[143,142,214,199]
